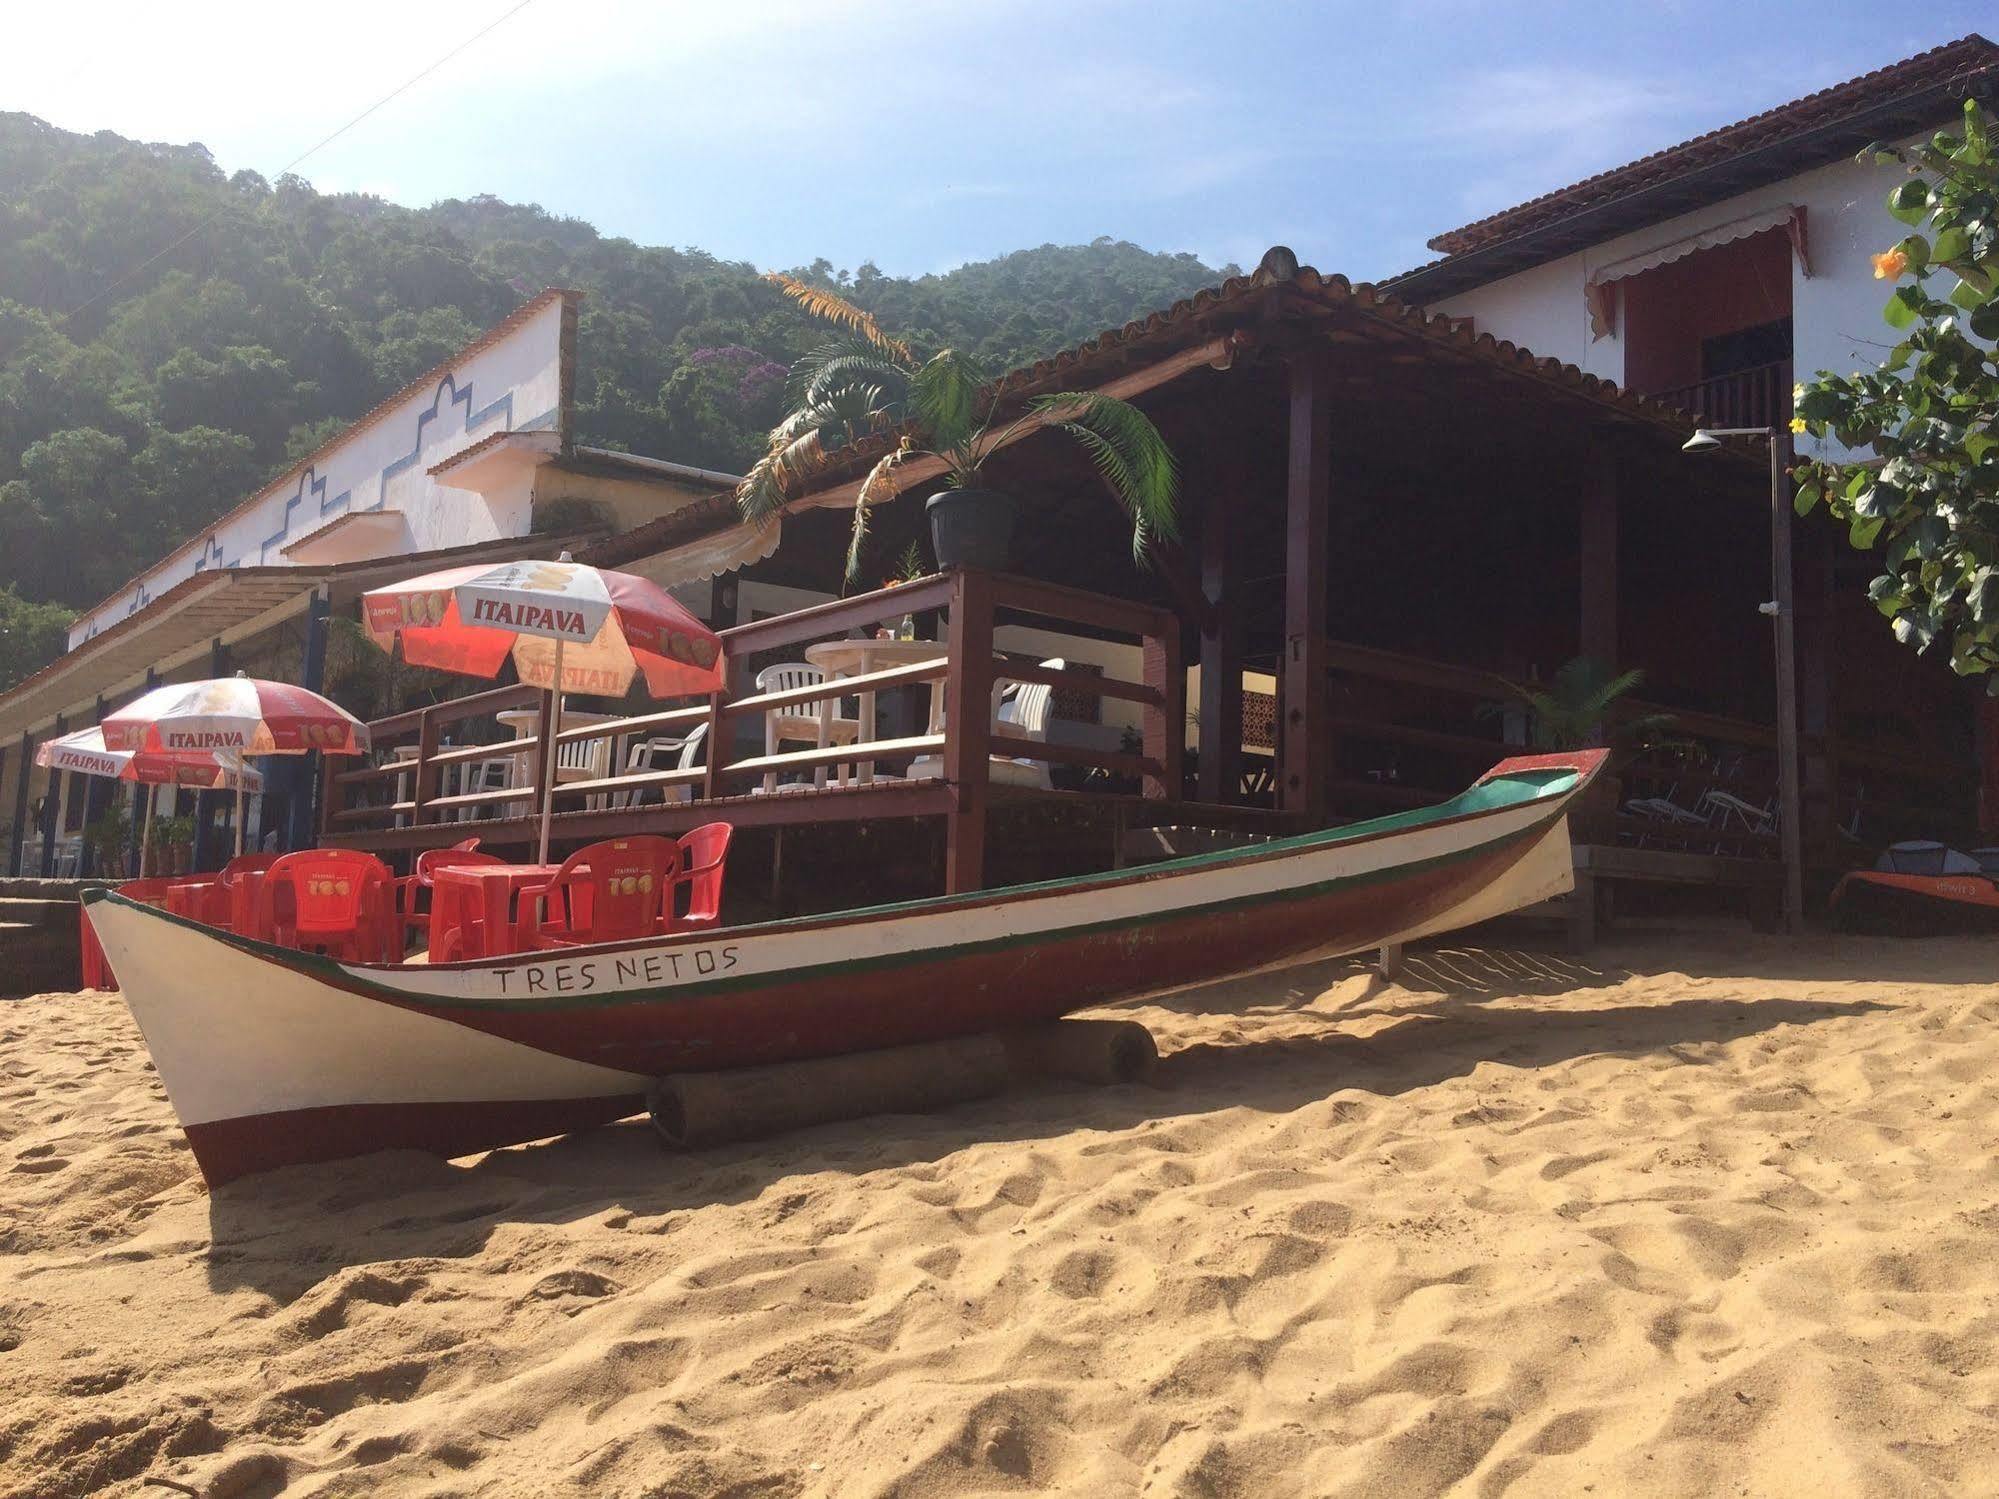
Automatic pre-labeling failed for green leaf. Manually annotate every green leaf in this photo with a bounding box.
[1899,234,1931,270]
[1889,178,1932,224]
[1970,302,1999,341]
[1949,277,1989,311]
[1882,286,1923,329]
[1851,514,1886,549]
[1933,226,1972,262]
[1793,479,1822,516]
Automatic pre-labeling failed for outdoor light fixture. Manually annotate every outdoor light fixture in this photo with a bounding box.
[1680,423,1804,936]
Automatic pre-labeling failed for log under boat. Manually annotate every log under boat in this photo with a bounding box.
[84,750,1605,1186]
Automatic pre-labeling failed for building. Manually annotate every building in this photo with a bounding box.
[0,290,750,875]
[1390,34,1999,438]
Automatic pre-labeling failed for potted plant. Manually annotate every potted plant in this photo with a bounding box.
[151,813,195,876]
[738,277,1180,582]
[83,806,130,878]
[1496,658,1693,842]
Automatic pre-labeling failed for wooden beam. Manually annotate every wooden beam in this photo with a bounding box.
[942,569,995,894]
[1197,489,1243,804]
[1580,434,1618,664]
[1142,621,1184,800]
[1281,350,1334,820]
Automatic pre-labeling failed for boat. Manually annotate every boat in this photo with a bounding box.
[1830,840,1999,933]
[83,750,1604,1186]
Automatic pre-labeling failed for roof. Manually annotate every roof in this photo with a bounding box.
[71,287,584,629]
[556,446,741,489]
[781,245,1706,507]
[1392,34,1999,302]
[0,528,601,744]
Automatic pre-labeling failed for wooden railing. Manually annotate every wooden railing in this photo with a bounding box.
[321,569,1184,893]
[1649,359,1792,431]
[1288,636,1971,864]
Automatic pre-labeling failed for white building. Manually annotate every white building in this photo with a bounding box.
[1390,34,1999,449]
[0,290,758,874]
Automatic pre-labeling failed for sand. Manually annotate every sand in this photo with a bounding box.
[4,927,1999,1499]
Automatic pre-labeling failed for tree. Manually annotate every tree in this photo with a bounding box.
[1793,100,1999,685]
[0,585,73,690]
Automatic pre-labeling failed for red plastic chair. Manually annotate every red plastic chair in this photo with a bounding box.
[260,850,398,962]
[218,854,280,938]
[669,822,733,931]
[402,843,505,954]
[164,873,230,926]
[516,836,680,950]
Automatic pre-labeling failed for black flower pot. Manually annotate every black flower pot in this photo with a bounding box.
[925,488,1016,572]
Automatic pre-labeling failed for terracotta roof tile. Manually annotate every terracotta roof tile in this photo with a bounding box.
[783,246,1699,505]
[1427,34,1999,258]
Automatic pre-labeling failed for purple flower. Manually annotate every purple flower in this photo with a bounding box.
[737,361,788,406]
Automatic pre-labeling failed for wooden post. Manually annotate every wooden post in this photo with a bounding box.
[1143,618,1184,800]
[1197,494,1243,804]
[39,713,65,877]
[1282,351,1333,821]
[80,695,112,876]
[942,568,995,894]
[1799,521,1834,854]
[1580,435,1618,666]
[411,707,442,825]
[317,750,340,845]
[289,588,331,851]
[8,731,30,877]
[530,686,558,860]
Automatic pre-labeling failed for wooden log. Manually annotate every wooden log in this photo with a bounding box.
[648,1034,1009,1150]
[1002,1019,1157,1084]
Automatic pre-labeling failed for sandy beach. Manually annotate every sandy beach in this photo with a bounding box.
[4,927,1998,1498]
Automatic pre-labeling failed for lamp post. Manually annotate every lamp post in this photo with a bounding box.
[1682,425,1804,935]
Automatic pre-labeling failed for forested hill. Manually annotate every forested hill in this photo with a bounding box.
[0,111,1231,686]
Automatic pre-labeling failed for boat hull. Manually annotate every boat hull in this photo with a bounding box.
[85,752,1601,1184]
[1830,869,1999,935]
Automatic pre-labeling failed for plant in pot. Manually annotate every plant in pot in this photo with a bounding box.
[151,813,196,876]
[83,805,130,878]
[1494,658,1695,842]
[737,276,1181,582]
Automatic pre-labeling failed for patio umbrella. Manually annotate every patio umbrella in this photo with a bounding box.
[101,675,369,858]
[361,553,725,862]
[36,726,263,876]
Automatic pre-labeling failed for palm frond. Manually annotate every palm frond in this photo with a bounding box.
[785,336,913,404]
[1029,392,1181,562]
[765,273,911,361]
[844,440,913,584]
[911,350,989,455]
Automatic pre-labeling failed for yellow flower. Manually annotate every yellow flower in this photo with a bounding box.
[1872,247,1910,280]
[1789,416,1808,435]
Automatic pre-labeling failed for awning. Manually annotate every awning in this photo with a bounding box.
[1585,203,1809,338]
[621,517,782,588]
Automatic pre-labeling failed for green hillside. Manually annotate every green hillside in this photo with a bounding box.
[0,111,1231,686]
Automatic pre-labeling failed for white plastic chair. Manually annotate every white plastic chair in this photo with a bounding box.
[755,663,860,792]
[907,658,1062,787]
[611,724,708,809]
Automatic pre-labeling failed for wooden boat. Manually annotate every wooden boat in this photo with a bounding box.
[1831,842,1999,933]
[83,750,1604,1186]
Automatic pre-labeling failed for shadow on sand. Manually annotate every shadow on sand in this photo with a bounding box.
[202,937,1891,1300]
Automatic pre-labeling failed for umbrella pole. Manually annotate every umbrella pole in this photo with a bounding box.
[234,777,245,859]
[139,785,153,879]
[537,637,565,865]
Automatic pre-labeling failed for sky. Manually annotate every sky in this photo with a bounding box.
[3,1,1995,282]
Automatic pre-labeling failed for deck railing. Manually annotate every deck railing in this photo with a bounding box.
[321,569,1184,892]
[1649,359,1792,431]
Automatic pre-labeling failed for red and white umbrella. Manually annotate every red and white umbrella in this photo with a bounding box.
[102,676,368,857]
[361,555,724,699]
[362,554,725,861]
[37,727,263,876]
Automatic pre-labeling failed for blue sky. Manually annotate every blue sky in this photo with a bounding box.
[6,1,1994,280]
